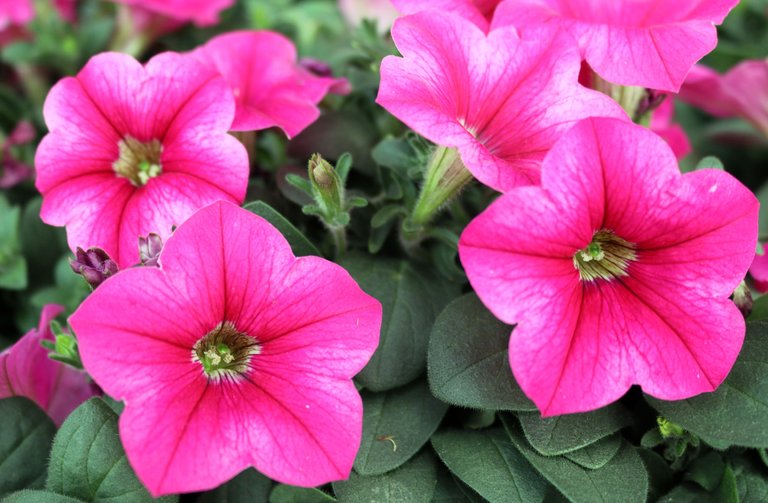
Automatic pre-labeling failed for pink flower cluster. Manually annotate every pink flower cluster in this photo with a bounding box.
[22,15,376,497]
[379,0,756,415]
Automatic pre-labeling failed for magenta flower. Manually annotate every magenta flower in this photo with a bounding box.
[377,11,625,192]
[493,0,738,92]
[459,117,758,416]
[110,0,233,26]
[391,0,501,31]
[192,31,344,138]
[0,0,33,29]
[69,201,382,496]
[35,52,248,268]
[680,60,768,136]
[0,305,97,426]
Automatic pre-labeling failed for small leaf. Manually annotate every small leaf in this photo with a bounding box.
[270,485,336,503]
[0,397,56,494]
[431,428,547,503]
[563,434,622,470]
[355,378,448,476]
[2,490,83,502]
[46,398,177,502]
[637,449,674,501]
[198,469,271,503]
[428,293,535,411]
[341,255,459,391]
[431,466,473,503]
[518,403,631,456]
[371,205,406,229]
[501,415,648,503]
[684,452,725,492]
[646,322,768,449]
[333,448,439,503]
[694,156,725,170]
[243,201,320,257]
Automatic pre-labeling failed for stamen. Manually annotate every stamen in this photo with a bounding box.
[192,321,261,382]
[573,230,637,282]
[113,136,163,186]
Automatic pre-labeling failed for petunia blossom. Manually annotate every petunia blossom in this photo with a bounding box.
[110,0,233,27]
[69,201,382,496]
[0,305,97,425]
[35,51,248,268]
[192,31,345,138]
[391,0,502,31]
[377,11,625,192]
[492,0,739,92]
[460,117,758,416]
[680,60,768,137]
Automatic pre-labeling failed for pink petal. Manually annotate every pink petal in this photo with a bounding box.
[192,31,336,137]
[0,0,33,27]
[391,0,493,31]
[110,0,233,26]
[718,59,768,136]
[751,250,768,292]
[493,0,739,92]
[378,11,625,192]
[70,201,381,495]
[678,64,739,117]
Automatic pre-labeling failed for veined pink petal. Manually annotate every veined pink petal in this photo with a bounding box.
[493,0,738,92]
[650,99,691,160]
[460,117,758,415]
[377,11,625,192]
[110,0,233,26]
[36,51,248,268]
[191,31,337,137]
[678,64,739,118]
[0,305,97,425]
[391,0,499,31]
[70,201,382,496]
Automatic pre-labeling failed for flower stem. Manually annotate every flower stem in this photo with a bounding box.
[330,225,347,258]
[404,146,473,249]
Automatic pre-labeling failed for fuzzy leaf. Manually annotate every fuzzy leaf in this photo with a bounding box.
[0,397,56,495]
[198,469,271,503]
[243,201,320,257]
[428,293,535,411]
[46,398,177,503]
[270,485,336,503]
[431,427,547,503]
[563,434,622,470]
[355,378,448,475]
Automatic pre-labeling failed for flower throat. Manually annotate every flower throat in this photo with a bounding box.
[192,321,261,381]
[573,229,637,281]
[113,136,163,186]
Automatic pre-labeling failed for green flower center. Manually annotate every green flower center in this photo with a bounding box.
[192,322,260,381]
[573,229,637,282]
[113,136,163,186]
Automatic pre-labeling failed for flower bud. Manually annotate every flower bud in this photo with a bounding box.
[308,153,345,222]
[732,280,753,318]
[138,233,163,267]
[69,246,119,289]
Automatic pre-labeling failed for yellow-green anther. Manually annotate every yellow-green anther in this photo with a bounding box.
[574,229,637,282]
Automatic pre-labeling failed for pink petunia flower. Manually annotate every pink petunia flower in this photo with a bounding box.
[492,0,739,92]
[191,31,345,138]
[0,305,98,426]
[459,117,758,416]
[650,98,692,160]
[110,0,233,27]
[0,0,33,30]
[35,52,248,268]
[391,0,502,31]
[680,60,768,137]
[69,201,382,496]
[377,11,625,192]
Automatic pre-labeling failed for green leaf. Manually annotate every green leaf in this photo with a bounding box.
[646,321,768,449]
[0,254,28,290]
[1,490,83,503]
[563,434,623,470]
[684,452,725,492]
[0,397,56,495]
[333,448,439,503]
[637,448,674,501]
[428,294,535,411]
[518,403,631,456]
[355,378,448,476]
[501,415,649,503]
[270,485,336,503]
[431,467,473,503]
[340,255,459,391]
[198,469,271,503]
[733,458,768,503]
[748,294,768,321]
[243,201,320,257]
[46,398,177,503]
[694,156,725,170]
[19,197,65,286]
[431,428,547,503]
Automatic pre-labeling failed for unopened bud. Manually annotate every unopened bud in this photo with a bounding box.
[138,233,163,267]
[657,417,685,439]
[732,280,753,318]
[69,246,119,289]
